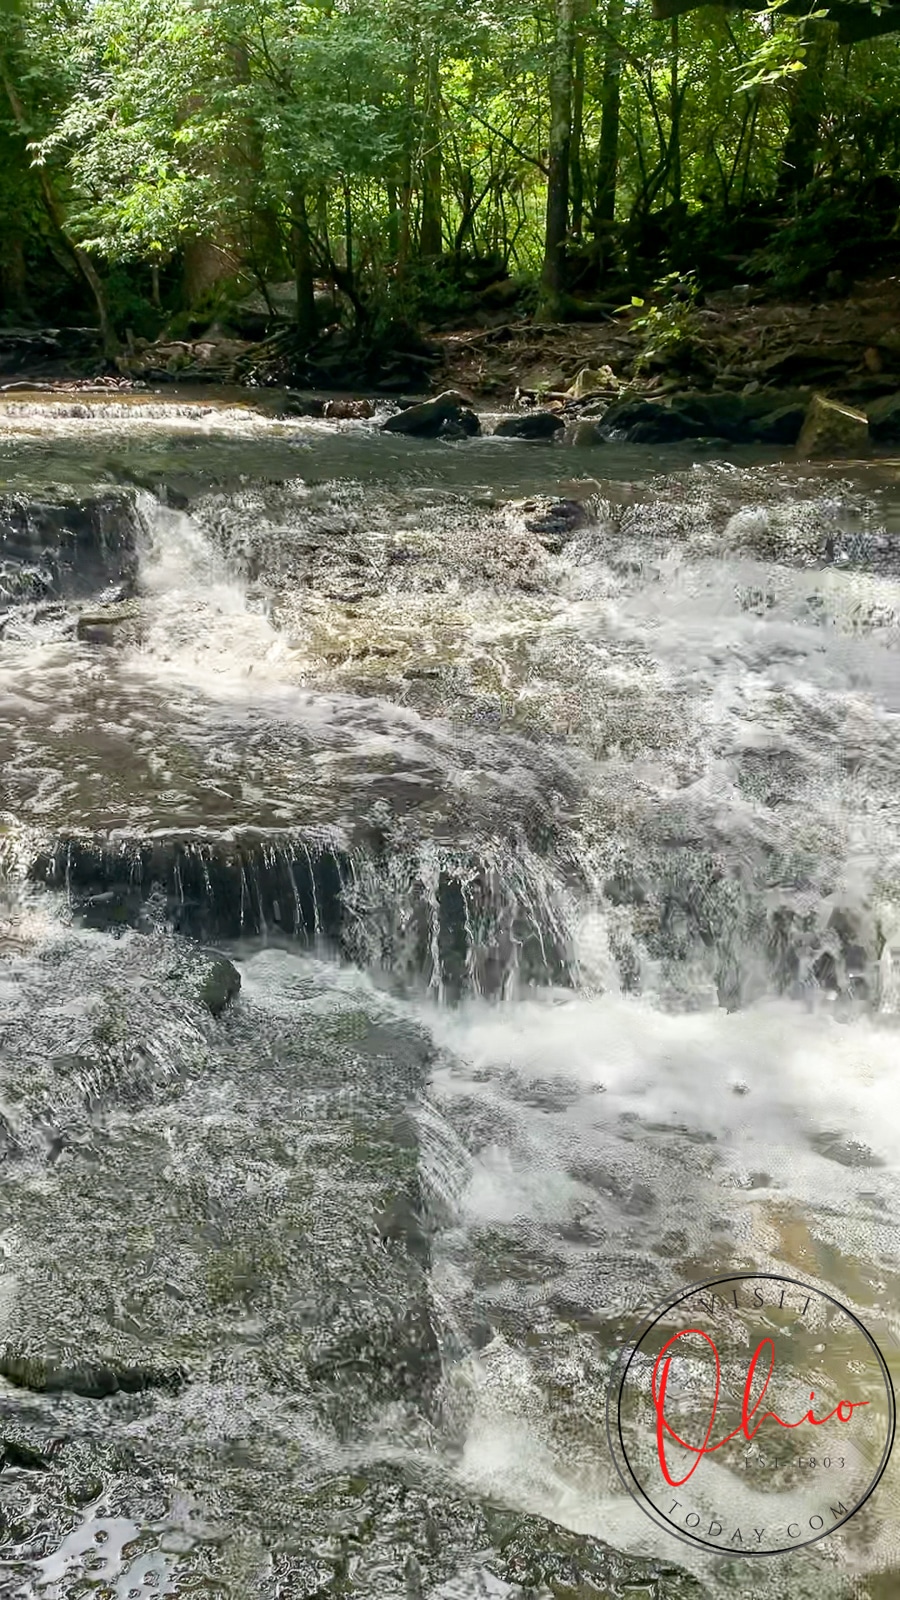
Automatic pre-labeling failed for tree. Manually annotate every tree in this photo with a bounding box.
[538,0,576,318]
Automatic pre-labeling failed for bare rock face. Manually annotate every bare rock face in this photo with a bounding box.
[796,394,870,459]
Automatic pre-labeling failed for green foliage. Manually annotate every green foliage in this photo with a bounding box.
[745,188,894,292]
[734,3,821,91]
[103,268,166,339]
[623,271,700,372]
[3,0,900,346]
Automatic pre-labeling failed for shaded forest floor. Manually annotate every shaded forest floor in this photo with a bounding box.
[3,273,900,408]
[433,272,900,404]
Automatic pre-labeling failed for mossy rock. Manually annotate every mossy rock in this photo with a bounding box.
[194,949,241,1016]
[0,1347,186,1398]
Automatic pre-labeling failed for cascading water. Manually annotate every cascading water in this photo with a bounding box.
[2,395,900,1599]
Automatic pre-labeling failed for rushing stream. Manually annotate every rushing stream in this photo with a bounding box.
[2,392,900,1599]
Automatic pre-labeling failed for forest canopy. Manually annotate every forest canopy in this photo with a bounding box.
[2,0,900,359]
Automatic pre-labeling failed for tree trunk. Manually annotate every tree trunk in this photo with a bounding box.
[778,19,830,196]
[291,186,317,350]
[182,237,233,305]
[538,0,576,320]
[669,16,681,206]
[397,48,417,279]
[0,50,118,358]
[594,0,625,227]
[386,183,400,257]
[570,26,586,239]
[419,51,443,257]
[0,230,29,317]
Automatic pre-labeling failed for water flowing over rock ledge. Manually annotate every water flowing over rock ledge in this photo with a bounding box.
[4,408,900,1596]
[28,829,575,998]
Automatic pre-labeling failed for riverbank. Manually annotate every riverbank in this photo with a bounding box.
[4,273,900,411]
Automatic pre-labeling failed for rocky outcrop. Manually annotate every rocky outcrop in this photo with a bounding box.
[599,389,810,445]
[796,393,870,458]
[493,410,565,440]
[599,397,698,443]
[30,832,351,944]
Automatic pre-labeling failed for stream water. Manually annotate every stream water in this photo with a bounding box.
[2,393,900,1599]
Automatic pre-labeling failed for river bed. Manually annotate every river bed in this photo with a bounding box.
[1,393,900,1599]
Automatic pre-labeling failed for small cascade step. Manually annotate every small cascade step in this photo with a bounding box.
[29,828,577,998]
[0,488,140,608]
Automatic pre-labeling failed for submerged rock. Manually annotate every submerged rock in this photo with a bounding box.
[493,410,565,440]
[565,418,605,447]
[254,1474,705,1599]
[521,496,593,551]
[75,597,143,645]
[0,1348,186,1399]
[797,393,870,459]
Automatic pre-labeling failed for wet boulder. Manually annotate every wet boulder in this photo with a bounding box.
[323,397,375,420]
[867,391,900,444]
[600,389,809,446]
[0,491,140,608]
[599,397,698,443]
[746,400,808,444]
[283,392,325,417]
[493,410,565,441]
[381,391,475,437]
[672,390,808,444]
[194,949,242,1016]
[0,1348,185,1399]
[521,496,592,551]
[565,419,605,447]
[797,393,870,459]
[438,406,481,439]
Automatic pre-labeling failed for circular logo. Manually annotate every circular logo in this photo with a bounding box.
[607,1273,895,1557]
